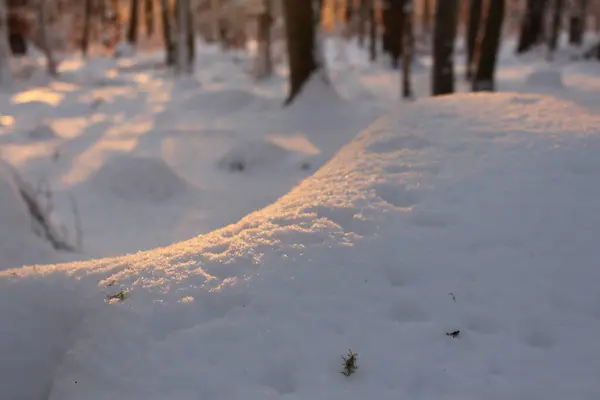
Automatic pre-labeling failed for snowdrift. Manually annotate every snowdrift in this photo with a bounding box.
[3,93,600,400]
[0,161,59,270]
[84,153,192,203]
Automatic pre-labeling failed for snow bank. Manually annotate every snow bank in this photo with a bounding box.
[0,161,58,270]
[525,66,564,88]
[216,139,312,172]
[84,154,192,203]
[3,93,600,400]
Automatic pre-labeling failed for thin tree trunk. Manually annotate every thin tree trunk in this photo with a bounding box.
[256,0,273,79]
[466,0,483,80]
[382,0,391,54]
[160,0,175,65]
[36,0,58,77]
[358,0,367,47]
[145,0,154,37]
[432,0,459,95]
[569,0,588,46]
[127,0,139,44]
[283,0,320,105]
[0,0,11,86]
[175,0,188,74]
[516,0,548,54]
[186,0,194,70]
[402,0,413,98]
[369,0,377,60]
[548,0,563,54]
[81,0,93,56]
[472,0,505,91]
[211,0,219,42]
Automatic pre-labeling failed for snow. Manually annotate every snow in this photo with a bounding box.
[3,91,600,399]
[3,36,600,400]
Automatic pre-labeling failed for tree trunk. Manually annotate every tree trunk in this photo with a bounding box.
[145,0,154,37]
[387,0,406,69]
[283,0,320,105]
[0,0,11,86]
[548,0,563,54]
[472,0,505,91]
[36,0,58,77]
[81,0,93,56]
[186,0,194,70]
[127,0,139,44]
[369,0,377,61]
[256,0,273,79]
[382,0,391,53]
[432,0,459,95]
[569,0,588,46]
[402,0,413,98]
[516,0,548,54]
[160,0,175,65]
[358,0,367,47]
[466,0,483,80]
[422,0,431,38]
[175,0,188,74]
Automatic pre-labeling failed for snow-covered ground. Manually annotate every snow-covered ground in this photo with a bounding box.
[2,37,600,399]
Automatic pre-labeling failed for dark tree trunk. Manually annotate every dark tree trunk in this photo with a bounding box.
[283,0,319,105]
[127,0,139,44]
[358,0,368,47]
[186,0,194,68]
[466,0,483,80]
[387,0,406,69]
[472,0,505,91]
[160,0,175,65]
[569,0,588,46]
[256,0,273,78]
[432,0,459,95]
[382,1,391,54]
[548,0,563,53]
[369,0,377,61]
[81,0,93,56]
[345,0,354,23]
[516,0,548,54]
[402,1,413,98]
[145,0,154,37]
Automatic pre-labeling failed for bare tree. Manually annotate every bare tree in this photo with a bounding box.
[569,0,588,46]
[466,0,483,80]
[255,0,273,79]
[0,0,11,86]
[186,0,194,69]
[402,0,413,98]
[387,0,406,69]
[358,0,368,47]
[369,0,377,61]
[548,0,564,54]
[432,0,459,95]
[36,0,58,77]
[472,0,505,91]
[282,0,322,105]
[175,0,190,74]
[81,0,93,56]
[127,0,139,44]
[160,0,175,65]
[516,0,548,53]
[145,0,154,37]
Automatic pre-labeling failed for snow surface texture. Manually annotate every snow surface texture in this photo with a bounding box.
[3,93,600,400]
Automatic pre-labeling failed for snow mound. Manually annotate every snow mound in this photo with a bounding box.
[525,66,564,88]
[85,154,191,202]
[27,122,59,140]
[4,93,600,400]
[216,139,310,172]
[184,89,260,116]
[0,161,57,270]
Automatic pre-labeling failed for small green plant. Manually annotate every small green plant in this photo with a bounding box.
[106,290,127,302]
[341,349,358,376]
